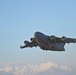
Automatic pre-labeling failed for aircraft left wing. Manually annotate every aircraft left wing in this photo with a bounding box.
[50,35,76,44]
[56,36,76,43]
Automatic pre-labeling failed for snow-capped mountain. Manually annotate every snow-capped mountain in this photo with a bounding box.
[0,62,76,75]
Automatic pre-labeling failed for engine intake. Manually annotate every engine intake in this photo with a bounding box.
[61,36,67,42]
[24,40,29,44]
[30,38,34,42]
[50,35,56,41]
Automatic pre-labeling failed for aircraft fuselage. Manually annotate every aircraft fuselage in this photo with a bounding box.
[34,32,65,51]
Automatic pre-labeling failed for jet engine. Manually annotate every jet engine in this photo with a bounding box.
[50,35,56,41]
[61,36,67,42]
[30,38,34,42]
[24,40,30,45]
[30,38,37,46]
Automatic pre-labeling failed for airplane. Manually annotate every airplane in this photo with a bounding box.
[20,31,76,51]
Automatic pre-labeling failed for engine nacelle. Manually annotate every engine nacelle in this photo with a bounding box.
[24,40,29,44]
[50,35,56,41]
[61,36,67,42]
[30,38,34,42]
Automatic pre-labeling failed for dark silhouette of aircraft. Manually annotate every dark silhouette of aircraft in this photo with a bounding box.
[20,32,76,51]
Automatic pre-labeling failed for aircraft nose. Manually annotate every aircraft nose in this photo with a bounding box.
[34,32,40,38]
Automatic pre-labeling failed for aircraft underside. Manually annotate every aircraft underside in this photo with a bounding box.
[38,43,65,51]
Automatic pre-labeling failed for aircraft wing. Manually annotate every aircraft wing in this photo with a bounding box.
[20,39,38,49]
[20,45,28,48]
[20,42,37,49]
[56,36,76,43]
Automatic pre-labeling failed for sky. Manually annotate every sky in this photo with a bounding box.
[0,0,76,68]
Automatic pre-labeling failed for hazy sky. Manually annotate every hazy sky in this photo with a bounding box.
[0,0,76,68]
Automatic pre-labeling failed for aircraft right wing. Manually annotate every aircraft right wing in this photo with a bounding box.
[20,38,38,49]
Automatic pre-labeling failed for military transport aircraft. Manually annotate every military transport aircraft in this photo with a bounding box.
[20,32,76,51]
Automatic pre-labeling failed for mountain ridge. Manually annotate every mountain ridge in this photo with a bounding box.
[0,61,76,75]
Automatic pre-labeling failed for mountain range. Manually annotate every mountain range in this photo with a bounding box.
[0,62,76,75]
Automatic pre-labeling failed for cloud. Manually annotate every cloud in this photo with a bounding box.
[0,71,14,75]
[0,61,76,75]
